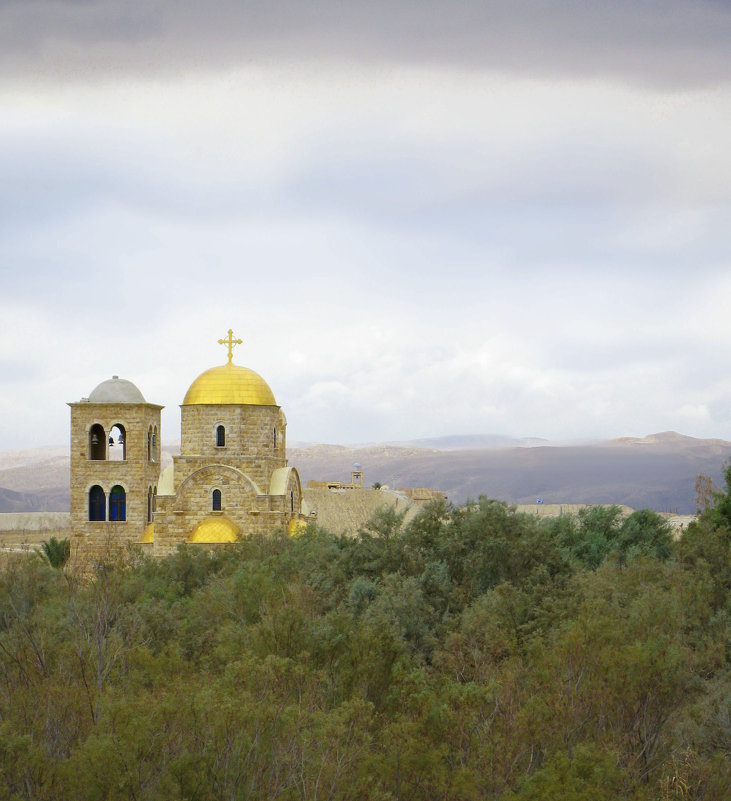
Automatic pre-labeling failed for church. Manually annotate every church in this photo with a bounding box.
[68,330,308,565]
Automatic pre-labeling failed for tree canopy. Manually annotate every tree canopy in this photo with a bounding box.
[0,493,728,800]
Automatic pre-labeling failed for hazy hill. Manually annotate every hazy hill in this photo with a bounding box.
[1,432,729,514]
[0,486,69,514]
[290,431,731,514]
[381,434,552,450]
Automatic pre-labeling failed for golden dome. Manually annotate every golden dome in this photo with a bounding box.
[183,363,276,406]
[188,517,240,543]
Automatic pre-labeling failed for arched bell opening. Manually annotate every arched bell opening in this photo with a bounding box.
[108,424,126,461]
[89,424,106,460]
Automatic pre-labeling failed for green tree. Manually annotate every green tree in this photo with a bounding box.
[616,509,673,564]
[707,461,731,530]
[503,744,635,801]
[38,536,71,569]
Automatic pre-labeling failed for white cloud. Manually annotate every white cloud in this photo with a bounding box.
[1,15,730,452]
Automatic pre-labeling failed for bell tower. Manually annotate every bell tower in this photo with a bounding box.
[68,376,163,567]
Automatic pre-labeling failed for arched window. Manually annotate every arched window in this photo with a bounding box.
[109,485,126,521]
[212,489,222,511]
[89,485,106,521]
[147,486,153,523]
[89,424,106,460]
[273,426,277,449]
[152,427,158,461]
[147,427,152,461]
[216,425,225,447]
[108,424,126,461]
[290,490,294,513]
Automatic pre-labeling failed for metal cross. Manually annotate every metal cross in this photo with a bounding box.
[218,329,243,365]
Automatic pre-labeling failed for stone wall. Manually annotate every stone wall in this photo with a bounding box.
[181,404,285,461]
[178,404,288,493]
[153,401,303,556]
[153,465,304,556]
[302,488,430,536]
[0,512,71,545]
[171,455,285,496]
[397,487,446,501]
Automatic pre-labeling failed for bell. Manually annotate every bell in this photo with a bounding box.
[91,433,99,446]
[109,436,114,446]
[118,432,125,444]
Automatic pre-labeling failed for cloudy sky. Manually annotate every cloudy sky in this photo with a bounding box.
[1,1,730,450]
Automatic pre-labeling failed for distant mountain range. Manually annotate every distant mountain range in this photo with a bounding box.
[382,434,551,449]
[1,432,729,515]
[289,431,731,514]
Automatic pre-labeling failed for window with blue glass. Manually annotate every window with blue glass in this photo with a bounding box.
[89,485,106,521]
[109,485,126,521]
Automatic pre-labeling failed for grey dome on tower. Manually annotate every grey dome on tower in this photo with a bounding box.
[88,376,146,403]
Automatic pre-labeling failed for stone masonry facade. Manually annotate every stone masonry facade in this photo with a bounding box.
[68,399,162,570]
[153,402,302,557]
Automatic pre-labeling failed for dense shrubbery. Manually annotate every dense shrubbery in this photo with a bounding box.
[0,487,729,800]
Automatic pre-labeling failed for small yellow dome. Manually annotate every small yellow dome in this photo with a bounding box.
[183,363,276,406]
[288,518,308,537]
[188,517,240,543]
[139,523,154,543]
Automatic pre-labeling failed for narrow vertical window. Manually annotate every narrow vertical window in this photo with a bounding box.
[273,426,277,449]
[89,485,106,521]
[147,486,153,523]
[147,427,152,461]
[109,485,126,522]
[290,490,294,513]
[212,489,222,511]
[216,425,225,447]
